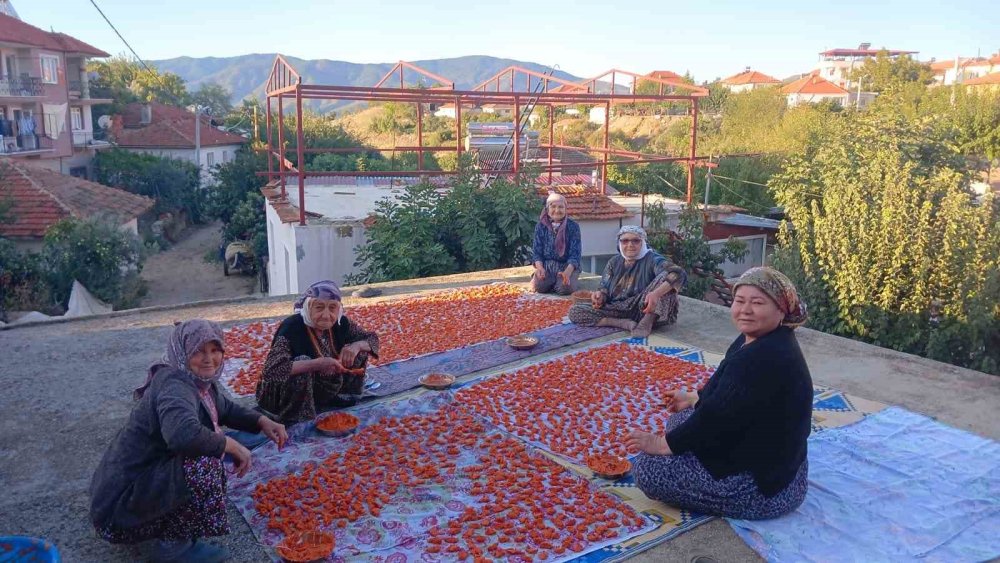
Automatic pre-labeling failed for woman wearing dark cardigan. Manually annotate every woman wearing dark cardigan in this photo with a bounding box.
[256,280,380,424]
[90,320,288,562]
[626,267,813,520]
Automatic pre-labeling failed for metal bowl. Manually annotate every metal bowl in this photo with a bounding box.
[419,373,456,390]
[506,334,540,350]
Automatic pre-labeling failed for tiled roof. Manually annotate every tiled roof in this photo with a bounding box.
[646,70,684,81]
[0,13,109,57]
[537,185,632,221]
[113,102,247,149]
[780,74,849,95]
[722,70,781,85]
[261,183,301,224]
[964,72,1000,86]
[930,57,993,72]
[0,160,154,239]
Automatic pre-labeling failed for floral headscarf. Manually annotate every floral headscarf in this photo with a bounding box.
[732,267,808,328]
[296,280,343,329]
[134,319,226,399]
[617,225,650,261]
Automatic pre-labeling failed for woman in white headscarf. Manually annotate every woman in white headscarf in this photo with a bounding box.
[568,226,687,337]
[256,280,380,423]
[531,192,582,295]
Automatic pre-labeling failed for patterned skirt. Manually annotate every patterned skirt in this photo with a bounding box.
[96,456,230,544]
[568,272,680,326]
[632,409,808,520]
[530,260,580,295]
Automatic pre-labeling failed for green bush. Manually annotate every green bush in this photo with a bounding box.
[94,149,203,222]
[0,239,54,319]
[42,218,145,309]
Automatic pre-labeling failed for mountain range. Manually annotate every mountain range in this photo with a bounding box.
[151,54,584,113]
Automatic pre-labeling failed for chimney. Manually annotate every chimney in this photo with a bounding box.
[745,66,751,72]
[139,103,152,126]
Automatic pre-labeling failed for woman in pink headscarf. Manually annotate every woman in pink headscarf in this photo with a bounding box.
[531,192,582,295]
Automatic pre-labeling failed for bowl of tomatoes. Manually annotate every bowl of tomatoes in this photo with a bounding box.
[586,453,632,480]
[315,412,360,438]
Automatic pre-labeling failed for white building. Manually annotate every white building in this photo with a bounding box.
[780,73,851,107]
[929,54,1000,86]
[110,102,245,183]
[814,45,917,90]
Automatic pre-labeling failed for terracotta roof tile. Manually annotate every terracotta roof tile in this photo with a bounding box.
[964,72,1000,86]
[113,102,247,149]
[722,70,781,85]
[0,14,109,57]
[0,160,154,239]
[537,185,632,221]
[780,74,849,95]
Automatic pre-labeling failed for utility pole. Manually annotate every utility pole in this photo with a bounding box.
[704,166,713,207]
[193,106,202,177]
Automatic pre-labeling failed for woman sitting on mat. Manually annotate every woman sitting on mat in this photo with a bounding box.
[531,192,582,295]
[256,280,380,424]
[625,267,813,520]
[90,319,287,562]
[567,225,686,337]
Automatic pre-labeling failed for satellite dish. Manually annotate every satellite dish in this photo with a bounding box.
[97,115,112,129]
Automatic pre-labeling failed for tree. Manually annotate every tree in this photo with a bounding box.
[189,83,234,117]
[93,149,203,221]
[771,110,1000,374]
[205,148,267,226]
[847,52,934,94]
[88,55,189,110]
[349,164,541,284]
[42,217,145,309]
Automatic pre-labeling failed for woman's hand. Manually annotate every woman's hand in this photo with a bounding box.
[663,389,698,413]
[313,356,345,375]
[534,263,547,281]
[591,290,607,309]
[339,342,369,368]
[559,267,574,288]
[626,430,672,456]
[258,416,288,450]
[224,436,253,477]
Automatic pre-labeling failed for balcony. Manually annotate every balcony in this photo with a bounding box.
[0,76,44,97]
[72,130,113,150]
[0,134,55,156]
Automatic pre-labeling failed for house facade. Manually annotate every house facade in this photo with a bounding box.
[720,69,781,93]
[111,102,246,183]
[781,73,850,107]
[814,45,917,90]
[0,11,111,178]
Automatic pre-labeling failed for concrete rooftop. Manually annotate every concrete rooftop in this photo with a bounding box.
[1,267,998,562]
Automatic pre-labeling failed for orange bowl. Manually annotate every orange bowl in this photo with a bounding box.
[506,334,540,350]
[276,530,334,562]
[571,290,593,303]
[315,412,360,437]
[586,453,632,479]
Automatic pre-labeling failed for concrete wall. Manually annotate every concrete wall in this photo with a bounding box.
[786,92,849,107]
[123,144,243,183]
[265,198,368,296]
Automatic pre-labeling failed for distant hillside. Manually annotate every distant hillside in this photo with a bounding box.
[151,54,583,114]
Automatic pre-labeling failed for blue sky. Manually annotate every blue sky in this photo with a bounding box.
[18,0,1000,81]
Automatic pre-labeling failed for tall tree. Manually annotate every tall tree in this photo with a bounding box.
[188,83,234,117]
[88,55,189,110]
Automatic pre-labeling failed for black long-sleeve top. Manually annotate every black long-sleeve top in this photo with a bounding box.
[666,326,813,497]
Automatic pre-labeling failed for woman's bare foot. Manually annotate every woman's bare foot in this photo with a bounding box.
[597,317,637,331]
[631,313,659,337]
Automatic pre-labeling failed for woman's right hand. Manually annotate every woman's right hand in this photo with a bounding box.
[663,389,698,413]
[312,357,345,375]
[591,291,607,309]
[534,263,546,281]
[224,437,253,477]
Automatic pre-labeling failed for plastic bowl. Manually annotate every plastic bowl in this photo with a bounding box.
[419,372,456,390]
[275,530,334,562]
[586,454,632,480]
[0,536,61,563]
[315,413,360,437]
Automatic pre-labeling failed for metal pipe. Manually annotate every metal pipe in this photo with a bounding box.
[277,95,285,196]
[265,96,273,181]
[602,101,610,195]
[513,94,520,179]
[548,104,554,185]
[455,97,462,160]
[687,97,699,204]
[416,102,424,170]
[295,83,306,225]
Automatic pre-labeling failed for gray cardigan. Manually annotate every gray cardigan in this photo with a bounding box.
[90,367,261,530]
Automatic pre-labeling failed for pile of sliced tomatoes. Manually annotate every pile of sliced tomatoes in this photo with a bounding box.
[223,284,571,395]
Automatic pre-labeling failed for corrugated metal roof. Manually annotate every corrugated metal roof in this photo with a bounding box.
[714,213,781,229]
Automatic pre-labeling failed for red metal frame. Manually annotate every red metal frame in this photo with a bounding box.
[263,57,708,225]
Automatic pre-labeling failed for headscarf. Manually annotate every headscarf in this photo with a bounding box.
[134,319,226,399]
[295,280,343,329]
[540,193,569,257]
[617,225,650,262]
[732,267,809,328]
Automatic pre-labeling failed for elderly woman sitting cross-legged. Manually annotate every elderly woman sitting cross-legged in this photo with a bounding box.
[256,280,380,424]
[531,193,582,295]
[90,320,288,563]
[625,267,813,520]
[567,225,687,337]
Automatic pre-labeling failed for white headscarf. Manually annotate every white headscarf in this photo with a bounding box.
[300,296,342,329]
[618,225,650,261]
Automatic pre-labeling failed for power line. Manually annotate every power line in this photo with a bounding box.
[87,0,156,75]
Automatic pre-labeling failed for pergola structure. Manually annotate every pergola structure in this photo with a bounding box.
[263,55,711,225]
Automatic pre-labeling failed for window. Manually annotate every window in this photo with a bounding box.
[40,55,59,84]
[336,226,354,238]
[222,150,229,163]
[206,151,214,166]
[70,107,83,131]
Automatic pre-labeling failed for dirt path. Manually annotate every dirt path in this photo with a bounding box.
[140,222,257,307]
